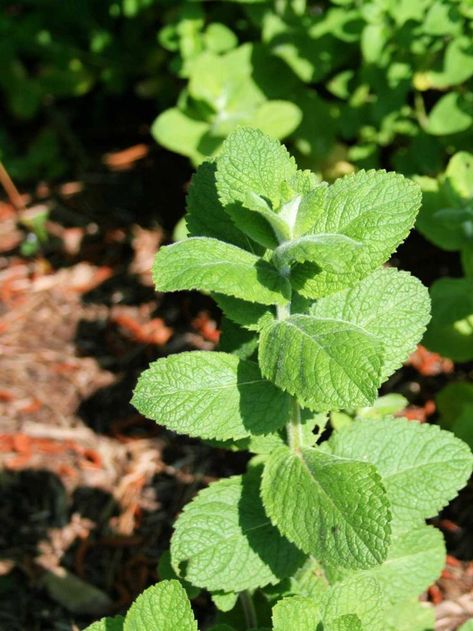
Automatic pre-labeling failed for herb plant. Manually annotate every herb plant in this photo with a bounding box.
[436,381,473,451]
[417,151,473,361]
[153,42,302,165]
[87,128,473,630]
[154,0,473,177]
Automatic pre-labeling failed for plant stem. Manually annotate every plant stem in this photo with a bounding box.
[276,302,291,320]
[276,300,304,452]
[0,160,25,211]
[461,246,473,278]
[287,397,304,452]
[414,91,429,130]
[239,590,257,629]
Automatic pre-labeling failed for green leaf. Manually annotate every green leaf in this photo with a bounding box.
[427,37,473,88]
[437,382,473,428]
[291,170,422,298]
[204,23,238,54]
[186,161,256,251]
[427,93,473,136]
[249,100,302,140]
[356,393,408,420]
[445,404,473,450]
[213,294,274,331]
[132,352,290,441]
[328,418,473,532]
[153,237,290,305]
[272,595,321,631]
[384,599,435,631]
[258,315,383,411]
[344,525,445,606]
[170,468,304,592]
[218,318,258,359]
[289,557,330,600]
[152,108,208,164]
[261,446,391,569]
[310,268,430,379]
[361,23,389,63]
[84,617,124,631]
[158,551,200,600]
[416,153,473,253]
[293,184,328,237]
[423,1,462,36]
[216,127,297,211]
[320,575,384,630]
[459,621,473,631]
[437,383,473,448]
[418,206,473,253]
[188,46,257,110]
[423,277,473,361]
[272,234,363,272]
[224,202,281,249]
[124,580,197,631]
[211,591,238,612]
[446,151,473,200]
[327,615,363,631]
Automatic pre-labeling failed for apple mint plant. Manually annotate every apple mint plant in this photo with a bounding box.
[417,152,473,362]
[86,129,473,631]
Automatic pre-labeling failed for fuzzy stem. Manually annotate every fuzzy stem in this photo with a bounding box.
[276,300,304,452]
[239,590,257,629]
[287,396,304,452]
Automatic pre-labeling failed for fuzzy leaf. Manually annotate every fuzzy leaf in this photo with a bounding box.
[132,352,290,441]
[292,170,421,297]
[258,314,383,411]
[85,617,124,631]
[272,595,321,631]
[384,599,435,631]
[272,234,362,271]
[423,277,473,362]
[185,161,256,251]
[171,468,304,592]
[326,615,363,631]
[217,318,258,359]
[311,268,430,379]
[261,446,391,569]
[293,184,327,237]
[320,575,384,630]
[153,237,289,305]
[340,526,445,606]
[328,418,473,532]
[290,557,330,600]
[224,202,280,249]
[213,294,274,331]
[216,127,297,211]
[124,581,197,631]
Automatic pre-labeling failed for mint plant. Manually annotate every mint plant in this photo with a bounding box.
[87,128,473,630]
[417,152,473,361]
[153,42,302,165]
[153,0,473,177]
[436,382,473,451]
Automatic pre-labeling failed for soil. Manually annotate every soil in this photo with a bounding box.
[0,129,472,630]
